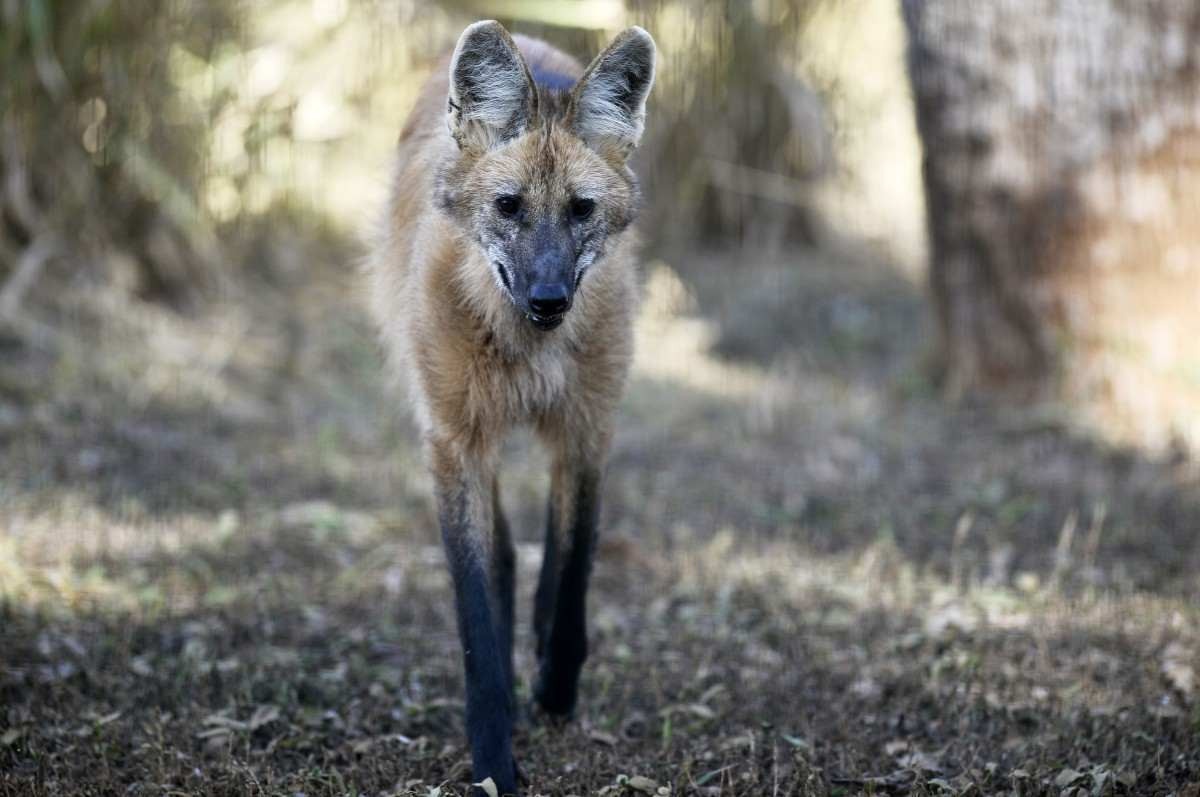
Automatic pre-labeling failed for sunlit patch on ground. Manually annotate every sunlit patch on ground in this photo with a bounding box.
[633,263,769,401]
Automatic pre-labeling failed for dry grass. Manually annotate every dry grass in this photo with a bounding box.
[2,246,1199,795]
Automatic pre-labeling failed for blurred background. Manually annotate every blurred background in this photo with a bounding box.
[2,1,1199,794]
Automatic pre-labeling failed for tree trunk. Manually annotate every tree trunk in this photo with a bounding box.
[902,0,1200,443]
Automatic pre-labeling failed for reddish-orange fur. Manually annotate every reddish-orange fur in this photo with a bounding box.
[367,33,641,541]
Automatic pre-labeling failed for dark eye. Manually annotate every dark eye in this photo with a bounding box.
[495,195,521,217]
[570,197,595,221]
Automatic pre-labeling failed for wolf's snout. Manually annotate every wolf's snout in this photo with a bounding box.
[529,283,571,317]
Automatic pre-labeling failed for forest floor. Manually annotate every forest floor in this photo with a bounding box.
[2,243,1199,796]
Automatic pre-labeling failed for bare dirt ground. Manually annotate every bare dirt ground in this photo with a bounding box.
[2,245,1198,796]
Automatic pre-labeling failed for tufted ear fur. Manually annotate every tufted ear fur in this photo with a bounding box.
[447,20,537,152]
[570,27,656,160]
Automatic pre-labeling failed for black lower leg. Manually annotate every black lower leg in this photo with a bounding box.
[491,480,516,712]
[533,495,559,659]
[440,493,517,795]
[534,471,600,717]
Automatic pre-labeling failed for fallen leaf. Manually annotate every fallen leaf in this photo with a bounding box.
[781,734,809,750]
[626,775,659,794]
[473,776,499,797]
[248,704,280,730]
[719,732,754,750]
[589,729,618,746]
[1054,768,1083,788]
[202,713,248,731]
[898,750,942,773]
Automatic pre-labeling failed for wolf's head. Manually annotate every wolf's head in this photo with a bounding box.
[436,21,655,332]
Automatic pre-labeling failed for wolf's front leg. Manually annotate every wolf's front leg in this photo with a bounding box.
[431,446,519,796]
[532,443,603,717]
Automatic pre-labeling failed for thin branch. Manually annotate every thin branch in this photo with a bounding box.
[2,120,43,234]
[0,233,60,321]
[705,158,815,209]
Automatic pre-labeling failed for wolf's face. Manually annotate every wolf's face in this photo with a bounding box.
[437,22,655,331]
[460,131,637,330]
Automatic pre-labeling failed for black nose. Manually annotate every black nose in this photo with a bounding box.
[529,283,570,316]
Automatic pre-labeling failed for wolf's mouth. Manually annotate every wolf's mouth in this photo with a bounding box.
[526,312,565,331]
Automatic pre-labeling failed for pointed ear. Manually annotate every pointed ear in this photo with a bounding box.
[447,21,536,151]
[571,27,656,160]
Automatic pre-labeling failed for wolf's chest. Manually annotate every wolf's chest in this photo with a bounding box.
[468,343,573,423]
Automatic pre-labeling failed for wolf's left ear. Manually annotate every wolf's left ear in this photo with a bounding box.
[447,20,537,152]
[570,27,656,160]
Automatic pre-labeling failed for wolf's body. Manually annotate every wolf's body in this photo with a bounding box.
[366,22,655,796]
[368,35,637,468]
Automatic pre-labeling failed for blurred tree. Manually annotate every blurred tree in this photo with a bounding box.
[0,0,244,313]
[902,0,1200,425]
[626,0,829,253]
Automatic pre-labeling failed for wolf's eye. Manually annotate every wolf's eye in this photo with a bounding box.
[570,197,595,221]
[495,195,521,217]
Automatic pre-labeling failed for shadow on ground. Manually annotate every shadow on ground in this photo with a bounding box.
[2,518,1197,795]
[1,244,1198,794]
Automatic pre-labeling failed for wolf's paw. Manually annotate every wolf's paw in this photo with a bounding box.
[471,753,523,796]
[531,670,579,722]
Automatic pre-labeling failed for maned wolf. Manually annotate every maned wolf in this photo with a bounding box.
[366,20,655,795]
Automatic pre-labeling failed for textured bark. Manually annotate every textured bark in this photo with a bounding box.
[902,0,1200,425]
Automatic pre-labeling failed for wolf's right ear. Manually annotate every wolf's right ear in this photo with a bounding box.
[447,21,536,152]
